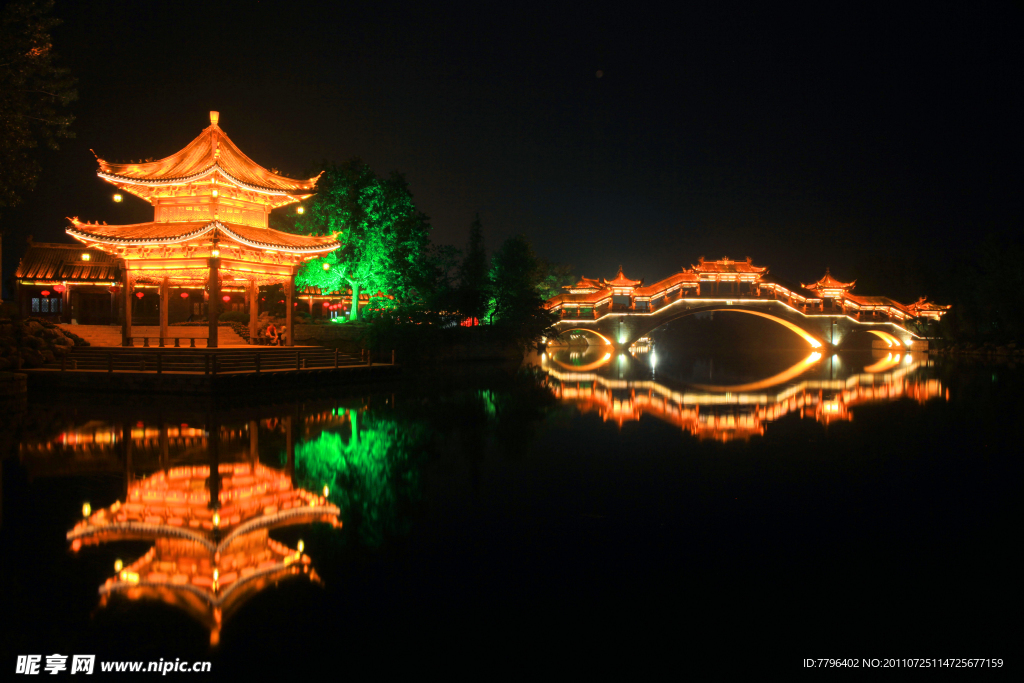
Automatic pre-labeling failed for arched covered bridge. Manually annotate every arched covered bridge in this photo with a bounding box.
[544,257,950,350]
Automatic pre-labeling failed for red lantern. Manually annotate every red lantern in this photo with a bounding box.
[108,285,121,295]
[222,295,231,302]
[40,290,50,297]
[53,284,66,294]
[180,292,189,299]
[135,292,144,299]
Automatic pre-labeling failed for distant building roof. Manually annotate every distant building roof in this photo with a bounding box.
[14,240,119,282]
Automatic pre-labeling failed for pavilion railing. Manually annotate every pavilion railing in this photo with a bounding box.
[52,348,385,374]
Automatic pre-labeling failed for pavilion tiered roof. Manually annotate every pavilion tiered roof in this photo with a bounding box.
[67,219,339,254]
[95,111,319,198]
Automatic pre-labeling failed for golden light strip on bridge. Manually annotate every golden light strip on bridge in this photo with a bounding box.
[868,330,905,347]
[554,297,920,342]
[703,308,823,348]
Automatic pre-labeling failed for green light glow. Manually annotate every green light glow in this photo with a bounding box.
[292,408,427,547]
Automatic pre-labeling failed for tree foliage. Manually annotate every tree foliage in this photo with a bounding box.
[292,158,431,320]
[488,233,558,347]
[457,213,490,321]
[0,0,76,216]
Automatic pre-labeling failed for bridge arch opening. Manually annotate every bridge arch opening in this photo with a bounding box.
[548,328,614,347]
[631,307,823,349]
[836,329,907,350]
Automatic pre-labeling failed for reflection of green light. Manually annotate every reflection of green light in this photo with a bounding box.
[293,409,426,547]
[479,390,498,418]
[618,354,626,363]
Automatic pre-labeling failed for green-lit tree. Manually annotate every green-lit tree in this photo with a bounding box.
[0,0,77,216]
[292,159,431,321]
[488,234,559,346]
[535,258,576,302]
[457,213,490,322]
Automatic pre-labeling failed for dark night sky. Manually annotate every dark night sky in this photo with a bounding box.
[1,0,1018,300]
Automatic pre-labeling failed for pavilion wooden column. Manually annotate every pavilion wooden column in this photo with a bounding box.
[208,256,220,348]
[121,267,132,346]
[159,277,169,343]
[248,281,258,342]
[62,282,70,323]
[285,275,294,347]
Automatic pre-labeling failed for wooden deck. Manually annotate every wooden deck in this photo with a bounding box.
[23,346,399,394]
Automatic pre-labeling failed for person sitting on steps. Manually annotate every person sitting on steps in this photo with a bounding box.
[266,323,279,346]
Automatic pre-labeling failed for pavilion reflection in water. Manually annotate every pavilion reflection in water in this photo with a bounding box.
[544,350,947,441]
[37,409,350,646]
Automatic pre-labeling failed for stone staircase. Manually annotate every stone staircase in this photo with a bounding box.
[58,324,248,347]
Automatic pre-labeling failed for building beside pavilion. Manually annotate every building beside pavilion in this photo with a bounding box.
[13,239,120,324]
[62,111,339,346]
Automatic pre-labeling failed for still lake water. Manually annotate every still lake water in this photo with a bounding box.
[1,340,1018,672]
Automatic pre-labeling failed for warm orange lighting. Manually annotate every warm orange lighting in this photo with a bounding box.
[212,512,220,527]
[113,193,122,202]
[297,206,305,214]
[114,559,123,572]
[81,253,91,261]
[297,540,304,553]
[210,249,220,258]
[323,485,330,498]
[211,189,218,197]
[322,262,330,271]
[82,502,91,517]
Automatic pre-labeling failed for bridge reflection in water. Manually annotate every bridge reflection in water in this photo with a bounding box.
[542,346,947,442]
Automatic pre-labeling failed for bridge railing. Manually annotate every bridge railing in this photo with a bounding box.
[554,290,908,323]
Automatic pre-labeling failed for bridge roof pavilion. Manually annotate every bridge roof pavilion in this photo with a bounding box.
[691,256,767,279]
[563,276,604,294]
[602,266,642,290]
[802,268,856,294]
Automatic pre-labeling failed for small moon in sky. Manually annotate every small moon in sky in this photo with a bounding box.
[596,70,603,78]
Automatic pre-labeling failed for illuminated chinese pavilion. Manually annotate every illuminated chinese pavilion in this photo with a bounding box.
[66,112,340,346]
[68,462,340,645]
